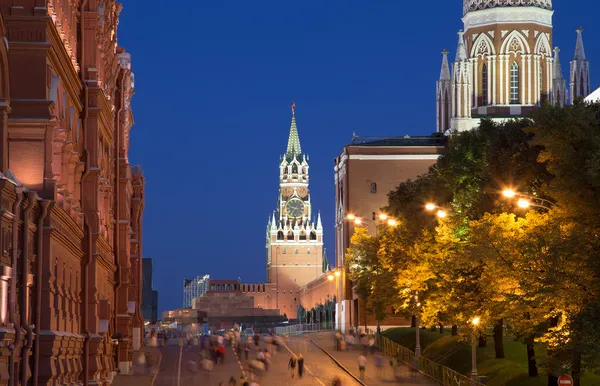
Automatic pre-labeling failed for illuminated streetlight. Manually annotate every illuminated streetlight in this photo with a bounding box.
[354,218,362,225]
[387,219,398,227]
[437,210,447,219]
[502,189,516,198]
[517,199,530,209]
[347,214,356,220]
[425,203,436,211]
[471,316,480,383]
[334,271,341,277]
[328,274,334,281]
[378,213,388,221]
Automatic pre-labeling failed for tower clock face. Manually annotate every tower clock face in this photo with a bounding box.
[285,198,305,218]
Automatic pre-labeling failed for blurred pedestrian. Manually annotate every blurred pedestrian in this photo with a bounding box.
[297,353,304,378]
[288,354,297,378]
[357,354,367,380]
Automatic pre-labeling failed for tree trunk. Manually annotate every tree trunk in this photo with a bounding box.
[430,326,436,332]
[439,323,444,335]
[572,349,582,386]
[526,338,538,377]
[547,375,558,386]
[411,315,416,328]
[451,325,458,335]
[493,319,505,359]
[478,333,487,348]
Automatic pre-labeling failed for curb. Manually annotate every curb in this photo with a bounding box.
[308,335,367,386]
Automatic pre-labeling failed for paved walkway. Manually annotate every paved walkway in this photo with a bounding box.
[309,332,437,386]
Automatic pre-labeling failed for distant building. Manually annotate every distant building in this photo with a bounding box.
[183,274,211,308]
[193,280,282,330]
[334,135,448,330]
[142,258,159,324]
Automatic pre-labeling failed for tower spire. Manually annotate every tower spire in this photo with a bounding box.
[286,101,302,157]
[440,49,451,80]
[552,47,567,107]
[574,26,586,61]
[570,27,591,102]
[455,30,467,62]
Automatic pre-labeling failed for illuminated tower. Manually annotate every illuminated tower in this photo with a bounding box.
[265,102,326,318]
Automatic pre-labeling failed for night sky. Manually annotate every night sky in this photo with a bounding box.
[118,0,598,314]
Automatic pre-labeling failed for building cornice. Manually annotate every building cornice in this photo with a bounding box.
[463,7,553,31]
[348,154,442,161]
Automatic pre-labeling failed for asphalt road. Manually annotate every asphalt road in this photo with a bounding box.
[154,336,360,386]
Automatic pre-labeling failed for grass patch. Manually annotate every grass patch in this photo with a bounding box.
[382,327,600,386]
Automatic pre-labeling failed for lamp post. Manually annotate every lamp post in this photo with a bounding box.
[501,189,555,210]
[415,297,422,359]
[346,213,398,334]
[328,270,341,330]
[471,317,480,385]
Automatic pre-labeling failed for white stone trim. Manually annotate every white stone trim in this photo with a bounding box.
[463,7,553,31]
[348,154,441,161]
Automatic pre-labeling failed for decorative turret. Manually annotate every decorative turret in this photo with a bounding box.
[436,49,452,133]
[552,47,567,107]
[570,27,591,102]
[450,31,472,133]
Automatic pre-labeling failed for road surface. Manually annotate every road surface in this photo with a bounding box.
[154,336,361,386]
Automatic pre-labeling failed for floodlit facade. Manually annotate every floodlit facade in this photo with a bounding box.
[437,0,591,133]
[0,1,145,383]
[265,103,329,319]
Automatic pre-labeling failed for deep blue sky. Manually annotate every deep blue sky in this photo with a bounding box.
[118,0,598,314]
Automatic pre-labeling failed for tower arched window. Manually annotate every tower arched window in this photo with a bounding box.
[292,164,298,174]
[277,231,284,240]
[510,62,520,104]
[370,182,377,194]
[481,64,489,106]
[310,231,317,240]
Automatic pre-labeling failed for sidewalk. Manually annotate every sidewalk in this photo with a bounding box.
[113,347,162,386]
[309,332,437,386]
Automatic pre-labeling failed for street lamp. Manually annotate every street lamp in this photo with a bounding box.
[425,203,448,218]
[415,298,422,360]
[501,188,555,210]
[328,269,341,330]
[471,317,480,385]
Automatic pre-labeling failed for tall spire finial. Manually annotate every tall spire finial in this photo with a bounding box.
[574,27,586,61]
[286,101,302,157]
[440,49,451,80]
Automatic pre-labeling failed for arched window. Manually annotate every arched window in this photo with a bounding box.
[481,64,488,106]
[292,164,298,174]
[277,231,284,240]
[370,182,377,194]
[510,62,520,104]
[310,231,317,240]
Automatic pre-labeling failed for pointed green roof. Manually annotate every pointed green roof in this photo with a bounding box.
[286,102,302,157]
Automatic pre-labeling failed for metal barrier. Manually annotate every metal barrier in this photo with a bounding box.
[375,334,485,386]
[274,323,334,336]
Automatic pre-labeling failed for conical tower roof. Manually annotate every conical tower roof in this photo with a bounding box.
[286,102,302,158]
[574,27,586,61]
[440,49,451,80]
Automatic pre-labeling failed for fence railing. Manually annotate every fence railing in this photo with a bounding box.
[375,334,485,386]
[274,323,334,336]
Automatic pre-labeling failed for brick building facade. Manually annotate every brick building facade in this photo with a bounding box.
[334,136,447,331]
[0,1,145,384]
